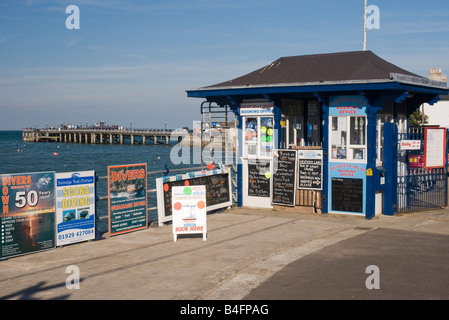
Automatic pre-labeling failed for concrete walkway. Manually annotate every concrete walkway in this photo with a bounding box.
[1,207,448,300]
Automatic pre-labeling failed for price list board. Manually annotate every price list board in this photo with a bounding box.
[1,172,56,259]
[272,150,297,206]
[331,178,363,213]
[297,150,323,190]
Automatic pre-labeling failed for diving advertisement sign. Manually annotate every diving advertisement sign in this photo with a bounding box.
[1,171,56,259]
[55,171,95,246]
[108,163,148,236]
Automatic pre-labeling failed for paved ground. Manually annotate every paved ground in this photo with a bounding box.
[0,207,448,303]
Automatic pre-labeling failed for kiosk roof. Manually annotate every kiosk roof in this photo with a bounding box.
[206,51,421,89]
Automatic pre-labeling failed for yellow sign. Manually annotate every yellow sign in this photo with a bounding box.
[366,168,373,176]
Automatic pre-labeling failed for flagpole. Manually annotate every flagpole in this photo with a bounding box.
[363,0,367,51]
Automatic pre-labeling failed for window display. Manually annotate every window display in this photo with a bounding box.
[243,116,274,158]
[330,115,366,161]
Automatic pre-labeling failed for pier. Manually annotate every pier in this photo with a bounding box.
[22,127,188,145]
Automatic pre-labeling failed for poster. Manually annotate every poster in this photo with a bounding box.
[56,171,95,246]
[172,185,207,242]
[108,163,147,236]
[424,128,446,168]
[1,171,56,259]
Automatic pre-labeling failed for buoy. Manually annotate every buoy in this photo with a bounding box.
[53,152,59,156]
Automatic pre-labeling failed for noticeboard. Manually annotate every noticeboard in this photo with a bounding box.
[247,159,271,198]
[331,178,363,213]
[272,150,297,206]
[156,169,232,226]
[1,171,56,259]
[55,171,95,246]
[172,185,207,242]
[424,127,446,169]
[108,163,148,236]
[297,150,323,190]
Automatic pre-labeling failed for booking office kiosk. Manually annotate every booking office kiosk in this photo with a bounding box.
[240,102,277,208]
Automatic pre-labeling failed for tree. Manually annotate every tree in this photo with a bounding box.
[409,107,428,127]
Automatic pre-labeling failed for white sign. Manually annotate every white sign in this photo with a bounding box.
[400,140,421,150]
[56,171,95,246]
[240,102,274,116]
[172,185,207,242]
[424,128,446,168]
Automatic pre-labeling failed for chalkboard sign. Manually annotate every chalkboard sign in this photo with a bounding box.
[297,150,323,190]
[331,178,363,213]
[156,169,232,226]
[272,150,297,206]
[248,159,271,198]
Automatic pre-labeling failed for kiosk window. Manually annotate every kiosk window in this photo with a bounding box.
[331,116,367,161]
[282,99,321,148]
[243,116,274,159]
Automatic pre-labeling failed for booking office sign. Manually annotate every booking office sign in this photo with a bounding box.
[55,171,95,246]
[1,171,56,259]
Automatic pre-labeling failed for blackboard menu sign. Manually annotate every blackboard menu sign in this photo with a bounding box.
[272,150,297,206]
[156,169,232,226]
[297,150,323,190]
[331,178,363,213]
[248,159,271,198]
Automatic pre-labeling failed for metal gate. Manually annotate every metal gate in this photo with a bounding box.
[396,127,448,213]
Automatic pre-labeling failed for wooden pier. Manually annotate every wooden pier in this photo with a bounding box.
[22,128,188,145]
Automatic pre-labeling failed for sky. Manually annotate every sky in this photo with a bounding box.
[1,0,448,130]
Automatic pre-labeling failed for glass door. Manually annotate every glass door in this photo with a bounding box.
[242,115,274,208]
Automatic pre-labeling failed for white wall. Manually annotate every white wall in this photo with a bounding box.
[423,100,449,128]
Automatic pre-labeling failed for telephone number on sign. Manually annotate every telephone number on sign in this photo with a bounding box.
[58,230,93,240]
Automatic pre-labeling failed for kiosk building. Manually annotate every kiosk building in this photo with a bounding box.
[187,51,449,219]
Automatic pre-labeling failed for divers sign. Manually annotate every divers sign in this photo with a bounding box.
[1,171,56,259]
[108,164,148,236]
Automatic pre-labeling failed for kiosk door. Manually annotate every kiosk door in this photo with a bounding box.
[241,115,274,208]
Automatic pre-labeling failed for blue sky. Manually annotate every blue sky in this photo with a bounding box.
[1,0,448,130]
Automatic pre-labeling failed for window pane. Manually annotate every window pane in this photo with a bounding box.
[245,118,257,142]
[260,117,274,157]
[350,116,365,145]
[307,101,321,146]
[331,116,347,159]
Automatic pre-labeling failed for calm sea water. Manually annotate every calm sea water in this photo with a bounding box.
[0,131,201,232]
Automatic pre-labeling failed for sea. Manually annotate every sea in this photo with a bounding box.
[0,130,202,233]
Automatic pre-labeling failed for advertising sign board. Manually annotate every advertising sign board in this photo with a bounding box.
[1,171,56,259]
[172,185,207,242]
[108,164,147,236]
[55,171,95,246]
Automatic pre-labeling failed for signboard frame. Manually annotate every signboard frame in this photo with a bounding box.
[172,185,207,242]
[272,149,297,207]
[424,127,446,169]
[1,171,56,259]
[108,163,148,236]
[55,171,95,246]
[156,168,232,226]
